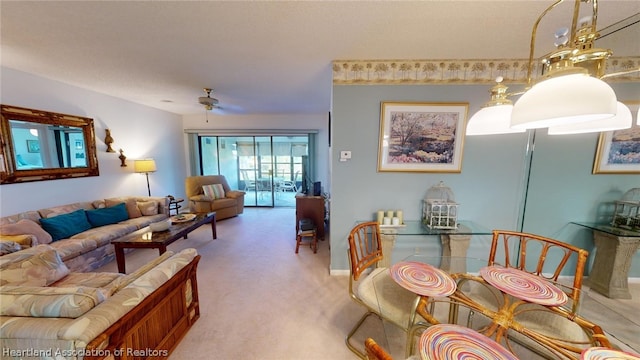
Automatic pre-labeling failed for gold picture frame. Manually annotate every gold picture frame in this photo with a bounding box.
[378,102,468,173]
[593,101,640,174]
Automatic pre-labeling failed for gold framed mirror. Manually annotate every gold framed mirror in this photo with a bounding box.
[0,105,99,184]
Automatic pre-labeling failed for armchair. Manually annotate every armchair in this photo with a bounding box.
[185,175,245,220]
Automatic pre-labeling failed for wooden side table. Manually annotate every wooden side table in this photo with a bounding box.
[169,197,184,215]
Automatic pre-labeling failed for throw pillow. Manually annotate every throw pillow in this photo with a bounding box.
[85,202,129,227]
[0,242,21,255]
[105,198,142,218]
[0,249,70,286]
[203,184,225,199]
[0,234,34,248]
[0,219,53,245]
[137,201,158,216]
[39,209,92,242]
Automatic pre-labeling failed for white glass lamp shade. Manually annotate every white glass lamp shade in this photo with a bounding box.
[548,102,632,135]
[467,104,525,135]
[134,159,157,173]
[511,73,617,130]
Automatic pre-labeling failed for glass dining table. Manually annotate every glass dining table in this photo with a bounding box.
[371,254,620,360]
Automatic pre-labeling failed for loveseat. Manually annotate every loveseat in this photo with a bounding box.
[0,196,169,272]
[185,175,245,220]
[0,244,200,359]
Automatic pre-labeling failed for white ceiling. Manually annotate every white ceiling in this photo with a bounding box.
[2,1,639,116]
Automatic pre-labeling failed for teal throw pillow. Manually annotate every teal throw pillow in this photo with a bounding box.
[39,209,92,241]
[85,202,129,227]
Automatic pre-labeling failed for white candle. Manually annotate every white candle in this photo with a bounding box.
[396,210,403,224]
[392,217,400,225]
[383,217,391,225]
[386,210,394,218]
[377,210,384,224]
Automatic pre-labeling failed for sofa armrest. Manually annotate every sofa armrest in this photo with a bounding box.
[189,195,211,202]
[225,190,245,199]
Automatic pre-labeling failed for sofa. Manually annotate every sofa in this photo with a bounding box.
[185,175,245,220]
[0,244,200,359]
[0,196,169,273]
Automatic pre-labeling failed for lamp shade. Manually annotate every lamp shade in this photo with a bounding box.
[466,104,525,135]
[511,73,617,130]
[134,159,157,173]
[548,102,632,135]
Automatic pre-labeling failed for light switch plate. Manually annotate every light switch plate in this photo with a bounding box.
[340,150,352,160]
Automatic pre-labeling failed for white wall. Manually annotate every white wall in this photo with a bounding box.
[0,68,185,216]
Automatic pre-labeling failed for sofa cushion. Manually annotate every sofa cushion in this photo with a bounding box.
[0,285,108,318]
[137,200,159,216]
[0,218,53,245]
[52,271,125,295]
[85,202,129,227]
[106,198,142,218]
[0,249,70,286]
[203,184,225,199]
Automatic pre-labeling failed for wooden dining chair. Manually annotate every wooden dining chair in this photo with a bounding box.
[346,221,422,359]
[459,230,608,358]
[364,338,394,360]
[487,229,588,312]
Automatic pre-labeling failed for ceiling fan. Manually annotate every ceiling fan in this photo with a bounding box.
[198,88,220,111]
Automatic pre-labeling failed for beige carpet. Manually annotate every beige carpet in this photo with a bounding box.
[95,208,640,359]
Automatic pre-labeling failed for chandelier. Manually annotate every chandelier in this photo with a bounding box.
[467,0,638,136]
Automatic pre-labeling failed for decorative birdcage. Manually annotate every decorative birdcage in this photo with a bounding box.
[422,181,459,229]
[611,188,640,230]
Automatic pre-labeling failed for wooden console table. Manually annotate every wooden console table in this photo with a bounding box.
[573,222,640,299]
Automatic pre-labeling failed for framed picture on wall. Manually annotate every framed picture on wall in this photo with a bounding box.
[378,102,468,172]
[26,140,40,153]
[593,102,640,174]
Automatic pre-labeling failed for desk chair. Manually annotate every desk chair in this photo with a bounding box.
[346,221,422,359]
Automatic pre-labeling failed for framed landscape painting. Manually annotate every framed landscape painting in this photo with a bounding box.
[378,102,468,172]
[593,102,640,174]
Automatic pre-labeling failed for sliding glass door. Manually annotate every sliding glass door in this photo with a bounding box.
[196,135,310,207]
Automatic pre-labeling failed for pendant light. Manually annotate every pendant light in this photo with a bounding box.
[547,101,632,135]
[466,77,525,136]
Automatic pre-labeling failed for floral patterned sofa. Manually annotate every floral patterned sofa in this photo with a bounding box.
[0,196,169,272]
[0,244,200,359]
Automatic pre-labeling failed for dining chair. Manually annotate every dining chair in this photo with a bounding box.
[346,221,422,359]
[364,338,394,360]
[456,230,608,358]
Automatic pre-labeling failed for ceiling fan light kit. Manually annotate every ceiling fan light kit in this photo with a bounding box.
[198,88,219,111]
[467,0,637,136]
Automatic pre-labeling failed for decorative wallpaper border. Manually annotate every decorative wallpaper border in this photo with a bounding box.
[332,57,640,85]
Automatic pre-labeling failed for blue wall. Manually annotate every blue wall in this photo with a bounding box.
[330,83,640,275]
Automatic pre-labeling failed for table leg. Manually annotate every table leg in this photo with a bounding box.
[210,213,217,239]
[379,230,397,268]
[440,234,471,274]
[115,245,126,274]
[158,244,167,255]
[588,231,640,299]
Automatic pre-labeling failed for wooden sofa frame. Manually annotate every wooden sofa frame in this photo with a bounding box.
[85,255,201,359]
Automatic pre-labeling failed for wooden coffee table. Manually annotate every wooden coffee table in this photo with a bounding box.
[112,212,216,273]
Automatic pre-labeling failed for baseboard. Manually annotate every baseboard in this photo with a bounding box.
[330,269,350,276]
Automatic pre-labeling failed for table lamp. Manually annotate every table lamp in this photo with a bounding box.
[134,159,157,196]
